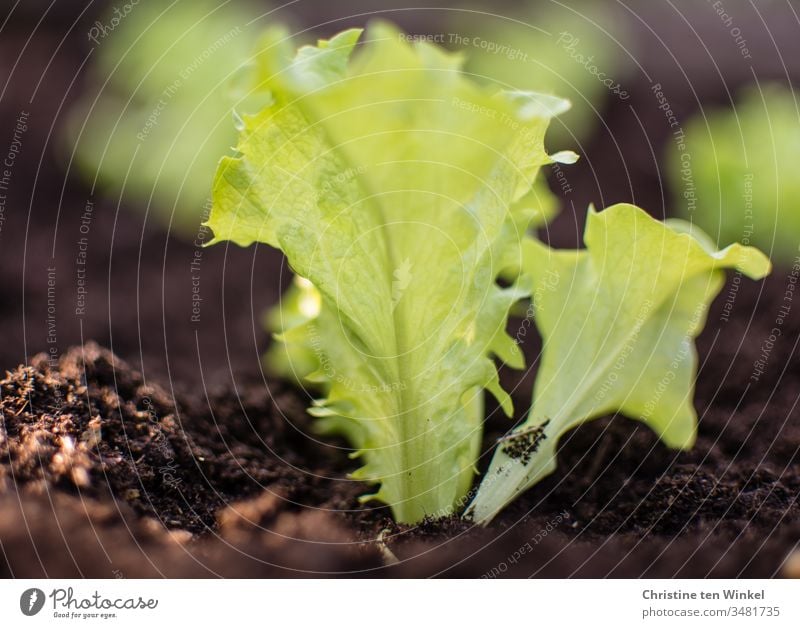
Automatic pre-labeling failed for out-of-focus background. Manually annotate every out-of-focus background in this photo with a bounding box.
[1,0,799,392]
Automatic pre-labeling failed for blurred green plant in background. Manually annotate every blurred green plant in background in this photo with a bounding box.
[65,0,259,233]
[669,84,800,262]
[455,0,636,147]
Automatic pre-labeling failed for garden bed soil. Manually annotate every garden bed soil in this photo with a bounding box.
[1,271,799,578]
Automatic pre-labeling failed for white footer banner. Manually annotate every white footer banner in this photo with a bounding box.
[1,579,797,627]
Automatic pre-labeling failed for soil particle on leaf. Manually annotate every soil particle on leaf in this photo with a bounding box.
[499,419,550,465]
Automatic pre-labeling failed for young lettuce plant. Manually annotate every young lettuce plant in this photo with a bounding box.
[264,172,560,384]
[465,204,771,524]
[65,0,258,233]
[206,23,576,523]
[668,84,800,262]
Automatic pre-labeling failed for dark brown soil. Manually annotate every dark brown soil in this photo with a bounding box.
[0,343,385,576]
[2,275,799,577]
[1,1,799,578]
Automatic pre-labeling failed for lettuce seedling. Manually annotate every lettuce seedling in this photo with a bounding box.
[264,171,560,385]
[206,23,576,523]
[65,0,258,232]
[466,203,770,524]
[668,84,800,262]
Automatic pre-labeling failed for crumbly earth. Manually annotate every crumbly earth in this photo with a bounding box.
[0,343,383,576]
[1,281,799,578]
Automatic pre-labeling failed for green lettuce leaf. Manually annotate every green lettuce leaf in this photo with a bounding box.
[466,203,771,524]
[207,23,574,523]
[263,276,323,384]
[265,169,559,385]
